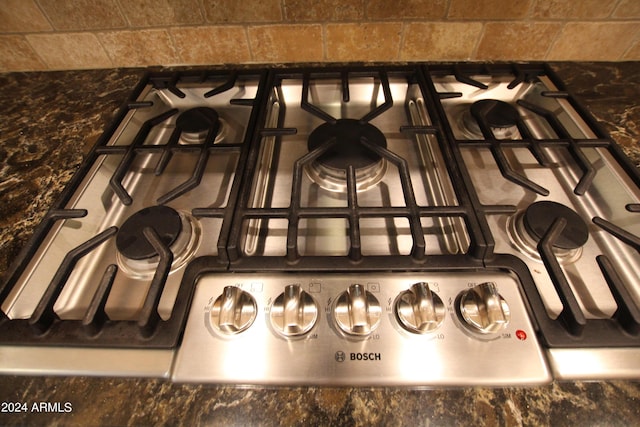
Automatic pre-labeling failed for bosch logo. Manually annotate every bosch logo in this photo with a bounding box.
[335,351,381,362]
[350,352,381,361]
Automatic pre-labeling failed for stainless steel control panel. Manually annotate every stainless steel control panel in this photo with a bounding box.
[172,272,551,386]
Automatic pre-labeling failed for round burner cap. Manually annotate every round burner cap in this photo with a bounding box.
[116,206,182,260]
[307,119,387,170]
[523,201,589,250]
[470,100,519,129]
[176,107,219,134]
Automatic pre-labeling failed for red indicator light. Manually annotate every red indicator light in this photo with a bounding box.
[516,330,527,341]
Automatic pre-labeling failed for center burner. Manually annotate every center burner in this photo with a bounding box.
[461,100,521,140]
[507,201,589,263]
[305,118,387,192]
[176,107,224,145]
[116,205,201,278]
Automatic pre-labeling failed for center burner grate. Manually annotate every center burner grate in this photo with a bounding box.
[226,66,488,271]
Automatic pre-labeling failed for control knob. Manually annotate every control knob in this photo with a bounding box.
[333,284,381,336]
[270,284,318,337]
[210,286,257,334]
[395,282,445,334]
[458,282,510,334]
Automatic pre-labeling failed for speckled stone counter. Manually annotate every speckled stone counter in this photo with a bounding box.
[0,63,639,426]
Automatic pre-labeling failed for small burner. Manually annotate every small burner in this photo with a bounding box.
[460,100,520,139]
[115,207,202,279]
[523,201,589,250]
[470,100,519,129]
[506,201,588,264]
[116,206,182,260]
[306,119,387,192]
[176,107,221,144]
[177,107,219,134]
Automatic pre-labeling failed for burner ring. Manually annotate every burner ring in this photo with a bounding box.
[305,157,387,193]
[306,119,388,192]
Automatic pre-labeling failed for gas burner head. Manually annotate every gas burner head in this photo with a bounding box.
[116,206,182,260]
[116,206,202,278]
[305,119,387,192]
[461,100,520,140]
[507,201,588,263]
[471,100,519,129]
[176,107,223,144]
[523,201,589,250]
[308,119,387,169]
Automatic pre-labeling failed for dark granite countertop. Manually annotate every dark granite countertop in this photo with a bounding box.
[0,63,639,426]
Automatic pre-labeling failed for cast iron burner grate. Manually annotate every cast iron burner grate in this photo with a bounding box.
[226,66,487,270]
[426,63,640,348]
[0,69,267,347]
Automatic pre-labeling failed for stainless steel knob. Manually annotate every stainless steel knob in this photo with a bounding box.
[334,284,381,336]
[458,282,510,334]
[395,282,445,334]
[270,284,318,337]
[210,286,257,334]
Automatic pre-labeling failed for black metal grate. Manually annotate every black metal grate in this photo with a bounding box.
[0,70,267,347]
[2,63,639,352]
[226,66,487,271]
[425,63,640,348]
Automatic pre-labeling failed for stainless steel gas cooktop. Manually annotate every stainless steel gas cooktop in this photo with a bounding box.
[1,64,639,385]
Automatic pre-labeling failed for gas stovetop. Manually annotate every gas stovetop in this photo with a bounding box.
[1,64,639,385]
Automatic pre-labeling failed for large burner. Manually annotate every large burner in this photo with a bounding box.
[461,100,520,140]
[507,201,588,263]
[176,107,224,144]
[116,206,201,278]
[305,119,387,192]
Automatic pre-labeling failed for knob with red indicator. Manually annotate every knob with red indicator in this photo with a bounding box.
[458,282,510,334]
